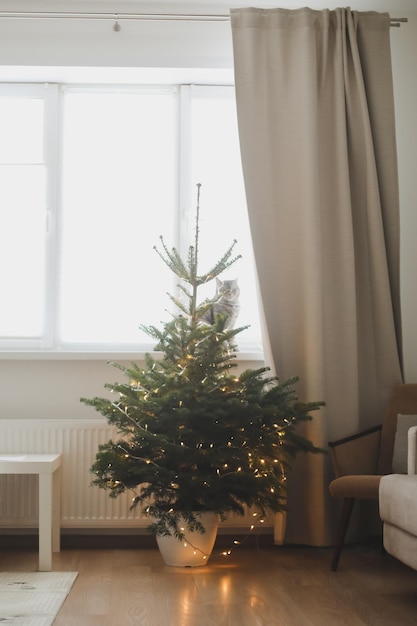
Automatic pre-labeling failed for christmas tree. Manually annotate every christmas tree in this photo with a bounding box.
[81,184,323,538]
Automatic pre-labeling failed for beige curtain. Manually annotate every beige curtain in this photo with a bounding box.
[231,7,403,546]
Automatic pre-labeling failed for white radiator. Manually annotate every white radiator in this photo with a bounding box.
[0,419,272,532]
[0,419,142,529]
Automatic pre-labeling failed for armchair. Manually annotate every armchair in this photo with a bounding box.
[328,383,417,571]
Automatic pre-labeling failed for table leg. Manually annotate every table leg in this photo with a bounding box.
[38,473,53,571]
[52,466,61,552]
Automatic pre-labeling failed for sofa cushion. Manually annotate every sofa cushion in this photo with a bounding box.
[379,474,417,536]
[392,414,417,473]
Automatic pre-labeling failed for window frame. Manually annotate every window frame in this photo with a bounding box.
[0,80,264,361]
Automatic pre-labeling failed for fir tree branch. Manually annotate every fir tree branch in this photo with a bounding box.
[198,240,242,285]
[153,237,190,281]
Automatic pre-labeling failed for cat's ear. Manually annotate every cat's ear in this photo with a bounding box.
[216,278,222,287]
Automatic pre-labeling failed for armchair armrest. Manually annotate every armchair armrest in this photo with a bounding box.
[328,425,381,478]
[408,426,417,475]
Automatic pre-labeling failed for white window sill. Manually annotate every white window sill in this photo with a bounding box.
[0,350,264,363]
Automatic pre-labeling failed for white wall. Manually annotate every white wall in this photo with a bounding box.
[0,0,416,426]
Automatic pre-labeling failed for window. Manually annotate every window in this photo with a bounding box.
[0,82,262,355]
[0,85,51,341]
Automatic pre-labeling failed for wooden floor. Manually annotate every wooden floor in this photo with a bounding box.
[1,542,417,625]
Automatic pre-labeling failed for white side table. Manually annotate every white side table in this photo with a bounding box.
[0,454,62,571]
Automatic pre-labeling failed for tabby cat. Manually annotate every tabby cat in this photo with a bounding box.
[200,278,240,330]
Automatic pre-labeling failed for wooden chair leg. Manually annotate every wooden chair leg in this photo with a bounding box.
[331,497,355,571]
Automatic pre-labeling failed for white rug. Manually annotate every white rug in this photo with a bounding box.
[0,571,78,625]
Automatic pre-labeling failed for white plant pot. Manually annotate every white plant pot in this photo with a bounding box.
[155,512,219,567]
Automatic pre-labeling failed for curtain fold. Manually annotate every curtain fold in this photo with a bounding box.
[231,7,403,546]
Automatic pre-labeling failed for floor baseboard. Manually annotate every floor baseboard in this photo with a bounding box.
[0,532,275,550]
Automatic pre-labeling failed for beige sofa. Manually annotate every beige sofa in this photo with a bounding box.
[379,426,417,571]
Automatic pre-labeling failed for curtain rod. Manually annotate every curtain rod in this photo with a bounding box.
[0,12,408,26]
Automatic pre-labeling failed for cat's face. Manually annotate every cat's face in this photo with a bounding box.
[216,278,240,300]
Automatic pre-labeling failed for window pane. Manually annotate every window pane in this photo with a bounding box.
[0,98,44,164]
[190,89,262,350]
[0,165,46,337]
[59,90,177,345]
